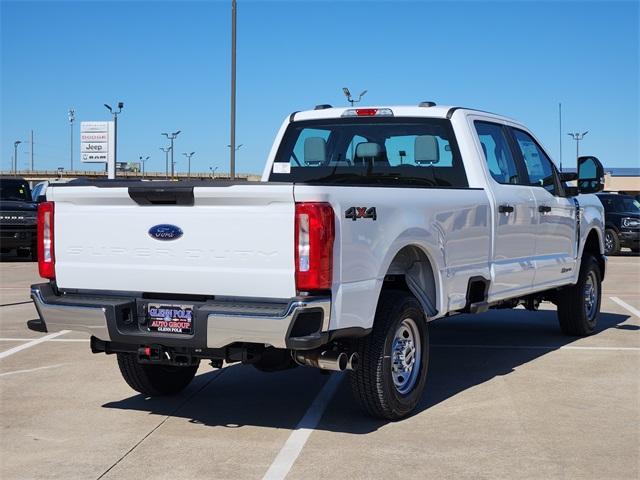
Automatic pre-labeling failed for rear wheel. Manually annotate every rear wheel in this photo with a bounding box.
[116,353,199,396]
[604,229,620,255]
[557,255,601,336]
[350,290,429,420]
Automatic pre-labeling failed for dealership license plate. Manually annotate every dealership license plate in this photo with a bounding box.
[146,303,194,335]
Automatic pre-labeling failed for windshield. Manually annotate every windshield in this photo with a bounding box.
[269,117,468,187]
[0,179,31,201]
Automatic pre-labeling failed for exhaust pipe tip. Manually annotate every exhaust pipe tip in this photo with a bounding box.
[347,352,359,371]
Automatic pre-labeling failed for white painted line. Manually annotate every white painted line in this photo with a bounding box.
[432,344,640,351]
[0,363,67,377]
[263,373,343,480]
[610,296,640,318]
[0,331,70,359]
[0,337,88,342]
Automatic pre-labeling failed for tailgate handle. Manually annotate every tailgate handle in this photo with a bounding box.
[128,187,194,206]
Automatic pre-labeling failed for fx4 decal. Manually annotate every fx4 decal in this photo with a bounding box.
[345,207,377,221]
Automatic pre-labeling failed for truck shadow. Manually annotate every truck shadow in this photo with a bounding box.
[102,308,632,434]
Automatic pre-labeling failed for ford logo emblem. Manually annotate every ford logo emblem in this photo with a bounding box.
[148,224,183,241]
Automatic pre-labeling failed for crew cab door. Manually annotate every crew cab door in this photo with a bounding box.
[509,128,577,287]
[474,121,537,299]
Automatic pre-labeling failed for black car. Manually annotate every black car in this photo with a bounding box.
[0,177,38,258]
[597,193,640,255]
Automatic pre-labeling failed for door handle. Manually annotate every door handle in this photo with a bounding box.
[498,204,514,214]
[538,205,552,213]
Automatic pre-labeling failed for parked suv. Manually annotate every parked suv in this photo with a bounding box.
[0,177,37,258]
[597,193,640,254]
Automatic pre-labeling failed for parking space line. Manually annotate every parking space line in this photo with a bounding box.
[0,363,66,377]
[0,331,69,359]
[0,300,32,307]
[610,296,640,318]
[0,337,88,342]
[263,372,343,480]
[432,344,640,351]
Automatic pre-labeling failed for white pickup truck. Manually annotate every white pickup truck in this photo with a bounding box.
[29,103,606,420]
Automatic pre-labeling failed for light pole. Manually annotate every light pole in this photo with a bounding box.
[182,152,195,178]
[209,166,219,179]
[342,87,367,106]
[13,140,21,174]
[160,147,171,179]
[68,108,75,171]
[104,102,124,179]
[139,155,150,178]
[162,131,181,179]
[567,131,588,162]
[230,0,238,180]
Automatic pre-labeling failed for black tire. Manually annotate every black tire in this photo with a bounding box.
[350,289,429,420]
[604,229,620,255]
[116,353,199,396]
[557,255,602,336]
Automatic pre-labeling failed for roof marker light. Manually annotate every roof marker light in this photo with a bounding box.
[342,108,394,118]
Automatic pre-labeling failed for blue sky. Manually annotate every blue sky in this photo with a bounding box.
[1,0,638,174]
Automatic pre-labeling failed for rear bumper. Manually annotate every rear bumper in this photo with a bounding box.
[29,283,331,350]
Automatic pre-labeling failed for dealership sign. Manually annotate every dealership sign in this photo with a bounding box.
[80,121,114,164]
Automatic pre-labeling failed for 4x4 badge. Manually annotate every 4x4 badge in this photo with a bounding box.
[345,207,377,221]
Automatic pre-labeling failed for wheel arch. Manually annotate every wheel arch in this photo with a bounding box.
[583,228,606,280]
[378,243,441,319]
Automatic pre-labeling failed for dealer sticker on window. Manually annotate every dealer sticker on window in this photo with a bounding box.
[146,304,194,335]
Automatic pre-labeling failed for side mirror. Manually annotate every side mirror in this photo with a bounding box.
[577,156,605,194]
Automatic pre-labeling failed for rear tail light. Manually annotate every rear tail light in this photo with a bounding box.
[37,201,55,279]
[295,203,334,292]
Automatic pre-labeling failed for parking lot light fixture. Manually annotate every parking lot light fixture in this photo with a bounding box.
[162,131,181,179]
[182,152,195,178]
[160,147,171,179]
[567,131,589,161]
[104,102,124,179]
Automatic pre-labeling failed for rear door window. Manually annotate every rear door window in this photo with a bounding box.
[474,121,523,185]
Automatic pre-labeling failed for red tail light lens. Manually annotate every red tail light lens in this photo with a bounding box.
[37,201,55,279]
[295,203,334,292]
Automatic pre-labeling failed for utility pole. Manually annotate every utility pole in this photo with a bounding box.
[558,103,562,172]
[160,147,171,179]
[183,152,195,178]
[161,131,181,179]
[230,0,237,179]
[104,102,124,179]
[30,130,34,171]
[567,131,588,162]
[13,141,21,174]
[68,108,75,171]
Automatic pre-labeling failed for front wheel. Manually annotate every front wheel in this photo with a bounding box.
[350,290,429,420]
[117,353,199,396]
[604,229,620,255]
[557,255,602,336]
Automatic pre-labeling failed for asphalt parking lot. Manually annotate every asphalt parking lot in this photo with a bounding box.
[0,255,638,480]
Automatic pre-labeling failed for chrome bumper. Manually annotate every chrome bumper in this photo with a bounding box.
[30,283,330,349]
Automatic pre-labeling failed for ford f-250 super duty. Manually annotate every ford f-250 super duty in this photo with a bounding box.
[28,103,606,420]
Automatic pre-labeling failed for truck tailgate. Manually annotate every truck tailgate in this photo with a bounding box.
[49,183,296,299]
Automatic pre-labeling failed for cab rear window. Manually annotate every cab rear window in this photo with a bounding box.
[269,118,468,188]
